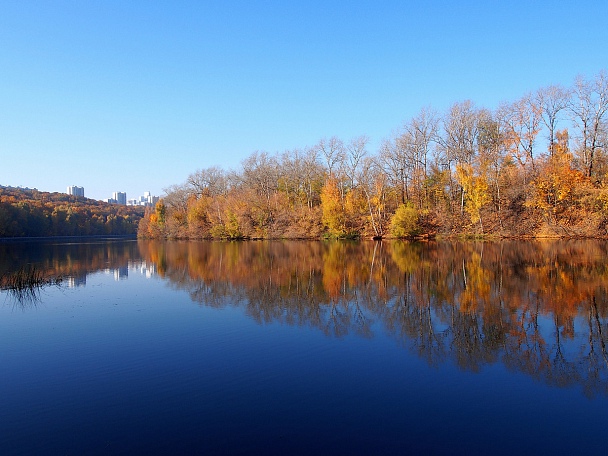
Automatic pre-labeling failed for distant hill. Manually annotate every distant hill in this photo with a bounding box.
[0,186,145,237]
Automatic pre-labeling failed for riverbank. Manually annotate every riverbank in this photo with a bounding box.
[0,234,138,243]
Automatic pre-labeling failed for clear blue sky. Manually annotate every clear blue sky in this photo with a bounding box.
[1,0,607,201]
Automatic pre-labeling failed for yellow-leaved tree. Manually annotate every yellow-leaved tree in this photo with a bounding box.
[389,203,420,238]
[528,130,588,224]
[455,163,492,233]
[321,177,347,237]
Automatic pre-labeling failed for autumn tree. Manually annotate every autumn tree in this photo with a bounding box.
[321,177,347,238]
[358,156,388,237]
[528,130,588,226]
[477,110,514,224]
[455,163,492,233]
[132,69,608,241]
[437,100,482,214]
[390,203,420,237]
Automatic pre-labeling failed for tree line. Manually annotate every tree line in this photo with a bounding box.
[141,71,608,239]
[0,186,144,237]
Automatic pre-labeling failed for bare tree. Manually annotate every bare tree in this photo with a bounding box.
[437,101,482,212]
[187,166,227,197]
[536,84,570,156]
[498,93,542,176]
[568,71,608,178]
[406,107,439,179]
[315,136,345,178]
[438,100,480,167]
[378,109,439,208]
[163,183,191,212]
[301,147,324,208]
[279,147,324,208]
[379,136,410,204]
[477,109,510,218]
[403,107,439,206]
[240,151,280,204]
[279,148,304,203]
[344,135,369,189]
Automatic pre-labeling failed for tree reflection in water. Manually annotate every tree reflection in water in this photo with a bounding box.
[2,239,607,396]
[0,239,141,307]
[139,239,608,396]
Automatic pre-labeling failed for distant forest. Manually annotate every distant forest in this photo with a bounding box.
[0,186,144,237]
[140,70,608,240]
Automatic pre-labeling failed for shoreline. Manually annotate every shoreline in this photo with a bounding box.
[0,234,138,243]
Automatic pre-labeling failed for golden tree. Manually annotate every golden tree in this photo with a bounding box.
[455,163,492,232]
[321,177,347,237]
[528,130,588,224]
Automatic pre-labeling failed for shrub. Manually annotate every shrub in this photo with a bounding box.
[390,204,420,238]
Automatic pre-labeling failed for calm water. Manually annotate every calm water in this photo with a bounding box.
[1,239,608,455]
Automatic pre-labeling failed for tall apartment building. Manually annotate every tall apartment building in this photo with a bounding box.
[67,185,85,197]
[127,191,159,207]
[112,192,127,205]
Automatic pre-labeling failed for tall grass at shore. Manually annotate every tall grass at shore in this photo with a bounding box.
[0,267,63,306]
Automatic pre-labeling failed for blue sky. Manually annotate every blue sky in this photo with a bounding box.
[1,0,607,201]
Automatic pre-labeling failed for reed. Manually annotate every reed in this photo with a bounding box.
[1,267,62,289]
[0,267,63,305]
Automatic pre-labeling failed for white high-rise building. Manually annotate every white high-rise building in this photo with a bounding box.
[112,192,127,205]
[127,191,160,207]
[67,185,84,197]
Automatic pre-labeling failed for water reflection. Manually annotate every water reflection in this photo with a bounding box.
[139,239,608,397]
[2,239,608,396]
[0,240,153,290]
[0,240,149,305]
[0,266,64,307]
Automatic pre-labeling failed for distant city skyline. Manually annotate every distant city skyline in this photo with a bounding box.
[99,189,160,206]
[63,185,159,205]
[1,184,160,206]
[128,191,159,207]
[1,1,607,201]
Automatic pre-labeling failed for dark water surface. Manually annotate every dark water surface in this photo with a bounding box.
[1,239,608,455]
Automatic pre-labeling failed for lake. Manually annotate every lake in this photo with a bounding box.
[1,239,607,455]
